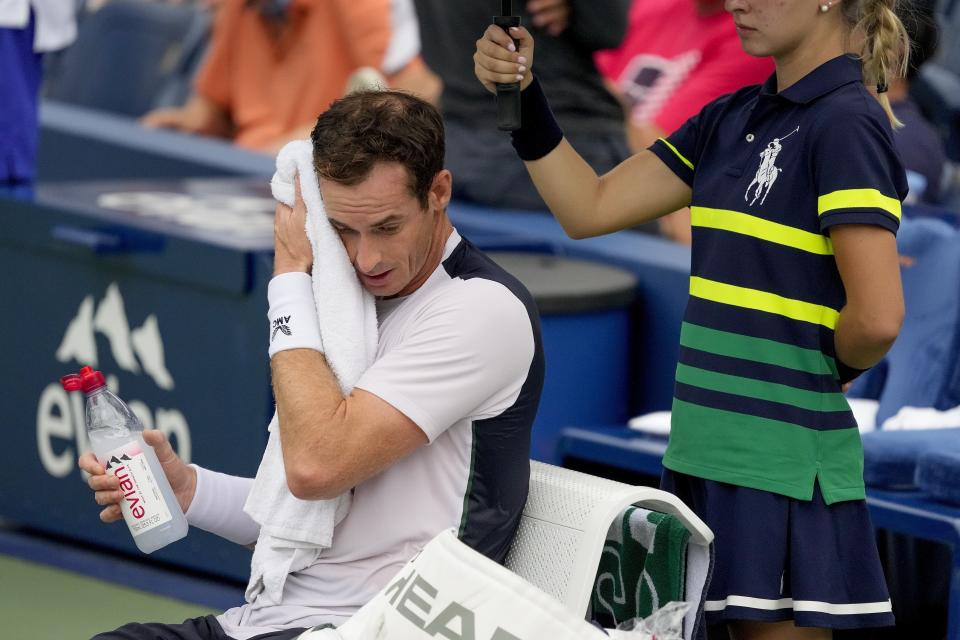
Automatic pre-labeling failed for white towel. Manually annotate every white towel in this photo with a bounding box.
[627,411,672,436]
[243,139,379,605]
[629,401,883,436]
[882,404,960,430]
[848,398,880,434]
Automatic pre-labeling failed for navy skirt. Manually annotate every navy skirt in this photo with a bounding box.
[661,469,895,630]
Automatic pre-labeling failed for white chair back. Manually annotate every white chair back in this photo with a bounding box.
[504,462,713,620]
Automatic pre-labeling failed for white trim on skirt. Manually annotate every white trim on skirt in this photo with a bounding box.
[705,596,893,615]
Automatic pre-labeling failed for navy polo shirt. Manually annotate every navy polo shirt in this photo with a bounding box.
[649,54,907,504]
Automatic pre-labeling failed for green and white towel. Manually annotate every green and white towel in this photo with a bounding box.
[592,506,691,628]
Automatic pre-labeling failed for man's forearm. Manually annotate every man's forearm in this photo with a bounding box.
[270,349,349,495]
[268,185,352,498]
[830,225,903,381]
[833,307,899,371]
[265,182,428,502]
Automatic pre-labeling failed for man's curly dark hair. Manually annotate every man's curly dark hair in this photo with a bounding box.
[311,91,446,208]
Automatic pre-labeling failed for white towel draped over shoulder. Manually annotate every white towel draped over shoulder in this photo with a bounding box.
[243,140,378,605]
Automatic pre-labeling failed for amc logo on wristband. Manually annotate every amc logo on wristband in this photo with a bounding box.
[271,315,292,342]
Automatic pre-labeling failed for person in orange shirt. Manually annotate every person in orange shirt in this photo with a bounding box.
[142,0,437,154]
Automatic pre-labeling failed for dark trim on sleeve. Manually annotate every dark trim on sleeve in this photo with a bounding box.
[650,139,695,187]
[819,209,900,235]
[835,358,868,385]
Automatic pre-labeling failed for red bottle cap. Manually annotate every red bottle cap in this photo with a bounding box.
[60,366,107,393]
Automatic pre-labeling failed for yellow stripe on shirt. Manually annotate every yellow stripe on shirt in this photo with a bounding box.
[817,188,901,220]
[689,276,840,329]
[658,138,694,170]
[691,206,834,255]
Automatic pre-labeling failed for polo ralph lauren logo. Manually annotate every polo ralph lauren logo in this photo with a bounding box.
[745,126,799,206]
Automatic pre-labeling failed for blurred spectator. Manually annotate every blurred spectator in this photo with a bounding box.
[81,0,209,10]
[0,0,76,198]
[596,0,773,151]
[891,6,946,206]
[142,0,438,154]
[595,0,774,244]
[414,0,634,214]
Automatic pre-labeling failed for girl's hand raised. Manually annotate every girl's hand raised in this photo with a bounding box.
[474,25,535,94]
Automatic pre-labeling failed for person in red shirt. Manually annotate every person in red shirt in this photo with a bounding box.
[596,0,774,243]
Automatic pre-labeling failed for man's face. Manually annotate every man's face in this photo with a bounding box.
[323,162,445,298]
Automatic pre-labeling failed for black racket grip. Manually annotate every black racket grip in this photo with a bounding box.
[493,15,522,131]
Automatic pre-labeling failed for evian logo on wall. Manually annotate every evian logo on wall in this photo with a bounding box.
[36,283,191,478]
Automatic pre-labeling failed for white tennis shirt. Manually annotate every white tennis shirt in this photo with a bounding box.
[188,230,543,638]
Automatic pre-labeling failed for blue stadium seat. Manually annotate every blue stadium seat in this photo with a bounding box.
[916,449,960,505]
[44,1,205,117]
[150,8,213,110]
[934,0,960,77]
[910,65,960,162]
[909,0,960,162]
[862,428,960,488]
[848,217,960,425]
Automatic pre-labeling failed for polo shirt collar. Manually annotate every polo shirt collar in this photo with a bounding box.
[759,54,862,104]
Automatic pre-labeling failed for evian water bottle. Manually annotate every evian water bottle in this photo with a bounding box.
[61,366,188,553]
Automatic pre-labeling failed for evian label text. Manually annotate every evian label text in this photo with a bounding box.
[102,442,172,536]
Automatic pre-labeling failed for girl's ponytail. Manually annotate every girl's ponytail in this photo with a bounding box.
[853,0,911,127]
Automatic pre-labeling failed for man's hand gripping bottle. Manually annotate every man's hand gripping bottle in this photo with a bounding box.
[61,366,188,553]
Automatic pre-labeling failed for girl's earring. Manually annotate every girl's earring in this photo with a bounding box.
[819,2,831,11]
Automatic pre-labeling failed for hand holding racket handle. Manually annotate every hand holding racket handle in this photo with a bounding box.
[493,1,522,131]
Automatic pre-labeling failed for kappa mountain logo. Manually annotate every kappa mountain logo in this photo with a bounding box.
[37,282,192,478]
[56,283,174,390]
[271,315,292,342]
[745,126,800,206]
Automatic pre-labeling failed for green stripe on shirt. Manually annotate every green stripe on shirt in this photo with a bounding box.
[676,363,851,412]
[680,322,838,377]
[665,399,865,504]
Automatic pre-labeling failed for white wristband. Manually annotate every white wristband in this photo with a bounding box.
[267,272,323,358]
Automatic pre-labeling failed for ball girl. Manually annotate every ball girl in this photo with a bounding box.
[475,0,909,638]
